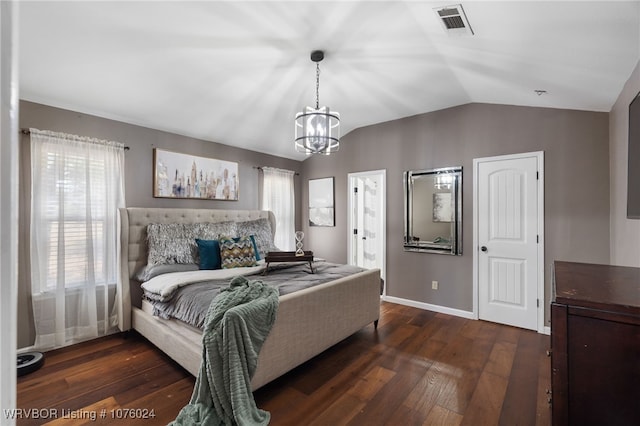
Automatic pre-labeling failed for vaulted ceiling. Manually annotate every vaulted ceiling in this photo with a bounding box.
[19,1,640,160]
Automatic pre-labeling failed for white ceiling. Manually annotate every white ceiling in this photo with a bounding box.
[19,1,640,161]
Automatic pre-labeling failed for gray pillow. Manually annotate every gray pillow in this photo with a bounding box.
[199,221,237,242]
[147,223,198,265]
[236,218,279,258]
[146,221,238,266]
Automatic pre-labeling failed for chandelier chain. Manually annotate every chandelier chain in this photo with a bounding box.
[315,63,320,110]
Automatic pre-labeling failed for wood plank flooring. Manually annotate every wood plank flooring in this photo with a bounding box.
[16,302,551,425]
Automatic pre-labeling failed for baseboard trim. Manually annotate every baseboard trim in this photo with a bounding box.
[382,296,551,335]
[381,295,475,320]
[17,346,36,354]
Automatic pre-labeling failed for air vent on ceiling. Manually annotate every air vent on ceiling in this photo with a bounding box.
[434,4,474,36]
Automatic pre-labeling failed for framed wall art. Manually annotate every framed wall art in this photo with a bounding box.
[432,193,452,222]
[153,148,238,200]
[309,177,335,226]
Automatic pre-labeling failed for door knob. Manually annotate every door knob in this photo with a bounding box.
[481,246,488,252]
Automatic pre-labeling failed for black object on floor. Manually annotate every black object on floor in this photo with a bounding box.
[17,352,44,376]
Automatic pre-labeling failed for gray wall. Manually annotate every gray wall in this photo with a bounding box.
[17,100,611,346]
[18,100,302,348]
[301,103,610,325]
[20,101,303,212]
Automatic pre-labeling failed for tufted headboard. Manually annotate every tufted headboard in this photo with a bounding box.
[116,207,276,331]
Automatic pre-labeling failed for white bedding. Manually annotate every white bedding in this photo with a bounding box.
[141,261,267,301]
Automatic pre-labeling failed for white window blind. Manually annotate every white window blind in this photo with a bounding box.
[39,153,110,290]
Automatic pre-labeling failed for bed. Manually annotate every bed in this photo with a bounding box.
[115,207,381,390]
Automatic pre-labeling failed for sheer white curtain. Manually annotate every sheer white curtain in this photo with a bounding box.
[261,167,295,251]
[30,129,125,350]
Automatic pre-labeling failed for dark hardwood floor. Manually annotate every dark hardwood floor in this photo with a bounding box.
[16,302,551,425]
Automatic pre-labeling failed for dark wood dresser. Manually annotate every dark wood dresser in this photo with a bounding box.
[551,261,640,426]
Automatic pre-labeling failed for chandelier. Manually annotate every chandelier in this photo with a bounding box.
[295,50,340,155]
[434,173,453,190]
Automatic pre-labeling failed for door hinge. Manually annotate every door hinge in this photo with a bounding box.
[354,187,358,193]
[536,171,539,180]
[537,235,539,243]
[537,299,540,308]
[353,229,358,235]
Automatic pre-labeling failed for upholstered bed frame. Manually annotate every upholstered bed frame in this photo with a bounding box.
[116,207,381,390]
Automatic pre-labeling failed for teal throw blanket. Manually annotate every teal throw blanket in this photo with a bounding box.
[170,276,279,426]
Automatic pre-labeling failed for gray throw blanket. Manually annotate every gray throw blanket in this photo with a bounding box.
[170,276,279,426]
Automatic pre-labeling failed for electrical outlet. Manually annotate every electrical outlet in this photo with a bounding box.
[432,280,438,290]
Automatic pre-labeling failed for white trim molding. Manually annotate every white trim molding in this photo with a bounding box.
[0,1,19,423]
[382,295,475,320]
[382,296,552,335]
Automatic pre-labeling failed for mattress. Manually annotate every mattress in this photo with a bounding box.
[143,262,367,328]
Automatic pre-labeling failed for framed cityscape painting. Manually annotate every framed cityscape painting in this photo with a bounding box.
[153,148,238,200]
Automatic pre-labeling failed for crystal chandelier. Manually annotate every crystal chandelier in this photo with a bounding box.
[295,50,340,155]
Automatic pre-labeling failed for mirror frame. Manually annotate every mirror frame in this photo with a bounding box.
[403,166,463,255]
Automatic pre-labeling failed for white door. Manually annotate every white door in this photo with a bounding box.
[474,152,543,331]
[348,170,386,285]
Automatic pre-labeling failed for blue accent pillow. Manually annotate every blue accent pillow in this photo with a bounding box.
[249,235,261,261]
[196,239,222,270]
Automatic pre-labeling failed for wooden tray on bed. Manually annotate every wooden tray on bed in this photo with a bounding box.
[264,251,314,274]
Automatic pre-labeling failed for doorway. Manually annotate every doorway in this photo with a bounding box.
[473,152,544,331]
[348,170,386,289]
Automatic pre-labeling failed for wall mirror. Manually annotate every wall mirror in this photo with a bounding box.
[403,166,462,255]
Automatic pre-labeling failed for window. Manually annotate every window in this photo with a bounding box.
[261,167,295,251]
[30,129,125,349]
[38,152,111,290]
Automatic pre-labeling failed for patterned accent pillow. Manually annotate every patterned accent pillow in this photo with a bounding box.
[219,235,258,269]
[236,218,279,259]
[146,221,238,266]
